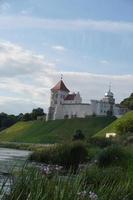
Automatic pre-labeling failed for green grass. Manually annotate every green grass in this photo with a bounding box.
[95,111,133,138]
[2,162,133,200]
[0,117,115,144]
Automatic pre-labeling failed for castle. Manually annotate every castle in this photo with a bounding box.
[47,78,127,120]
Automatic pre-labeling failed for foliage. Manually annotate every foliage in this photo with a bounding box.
[22,107,46,121]
[116,118,133,134]
[90,137,113,148]
[121,93,133,110]
[31,108,45,120]
[1,162,133,200]
[30,142,88,170]
[97,145,128,168]
[95,111,133,138]
[73,129,85,141]
[22,113,32,121]
[0,112,18,131]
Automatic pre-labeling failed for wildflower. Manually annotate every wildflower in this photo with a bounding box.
[89,191,98,200]
[77,190,87,198]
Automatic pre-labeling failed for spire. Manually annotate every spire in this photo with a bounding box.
[61,74,63,80]
[105,82,113,97]
[109,82,111,92]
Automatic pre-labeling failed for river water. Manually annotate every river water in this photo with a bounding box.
[0,148,30,172]
[0,148,31,197]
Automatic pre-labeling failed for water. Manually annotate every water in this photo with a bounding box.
[0,148,30,173]
[0,148,31,197]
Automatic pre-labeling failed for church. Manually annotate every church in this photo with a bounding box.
[47,78,128,120]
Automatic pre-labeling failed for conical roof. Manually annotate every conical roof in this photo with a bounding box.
[51,80,70,92]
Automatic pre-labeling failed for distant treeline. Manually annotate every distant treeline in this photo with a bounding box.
[0,108,46,131]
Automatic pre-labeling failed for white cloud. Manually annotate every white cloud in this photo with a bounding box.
[20,7,34,16]
[52,45,66,52]
[100,60,110,65]
[0,41,133,114]
[0,16,133,33]
[0,40,56,77]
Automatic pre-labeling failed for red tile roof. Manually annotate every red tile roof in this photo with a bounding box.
[51,80,70,92]
[64,94,76,100]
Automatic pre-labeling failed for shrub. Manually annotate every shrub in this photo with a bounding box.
[97,145,128,168]
[72,129,85,141]
[90,137,113,148]
[126,136,133,144]
[30,142,88,170]
[116,119,133,134]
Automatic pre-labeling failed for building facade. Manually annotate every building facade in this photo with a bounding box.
[47,79,128,120]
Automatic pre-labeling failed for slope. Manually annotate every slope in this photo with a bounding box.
[0,117,115,144]
[95,111,133,138]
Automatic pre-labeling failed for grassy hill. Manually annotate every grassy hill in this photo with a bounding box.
[0,117,115,144]
[95,111,133,138]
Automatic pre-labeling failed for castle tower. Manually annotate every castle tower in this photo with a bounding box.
[47,78,70,120]
[103,84,115,115]
[104,84,115,104]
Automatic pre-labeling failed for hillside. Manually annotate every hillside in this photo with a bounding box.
[0,117,115,144]
[95,111,133,138]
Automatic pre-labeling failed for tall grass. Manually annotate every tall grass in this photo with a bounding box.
[30,142,88,170]
[1,163,133,200]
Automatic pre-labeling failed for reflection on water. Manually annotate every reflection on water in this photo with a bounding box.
[0,148,30,173]
[0,148,31,196]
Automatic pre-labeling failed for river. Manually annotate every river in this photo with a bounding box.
[0,148,31,197]
[0,148,30,172]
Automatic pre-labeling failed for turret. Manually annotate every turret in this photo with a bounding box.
[50,79,70,107]
[47,78,70,120]
[104,85,115,104]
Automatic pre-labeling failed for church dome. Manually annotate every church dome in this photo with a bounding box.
[105,90,114,97]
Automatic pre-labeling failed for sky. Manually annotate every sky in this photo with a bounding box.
[0,0,133,114]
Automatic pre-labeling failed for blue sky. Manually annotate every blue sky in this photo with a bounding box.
[0,0,133,114]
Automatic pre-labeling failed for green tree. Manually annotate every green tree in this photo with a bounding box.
[22,113,32,121]
[121,93,133,110]
[31,108,45,120]
[73,129,85,141]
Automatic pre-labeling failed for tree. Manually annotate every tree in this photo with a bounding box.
[107,110,113,117]
[73,129,85,141]
[116,119,133,134]
[120,93,133,110]
[0,113,18,130]
[31,108,45,120]
[22,113,32,121]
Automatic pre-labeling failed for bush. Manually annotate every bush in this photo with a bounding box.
[97,145,128,168]
[116,119,133,134]
[90,137,113,148]
[72,129,85,141]
[30,142,88,170]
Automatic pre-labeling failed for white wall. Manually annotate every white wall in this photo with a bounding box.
[54,104,92,119]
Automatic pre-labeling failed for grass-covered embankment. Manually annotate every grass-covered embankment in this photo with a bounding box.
[95,111,133,138]
[0,117,115,144]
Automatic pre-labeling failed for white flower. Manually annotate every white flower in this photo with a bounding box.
[89,191,98,200]
[77,190,87,198]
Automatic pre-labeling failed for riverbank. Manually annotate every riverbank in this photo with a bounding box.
[0,141,53,151]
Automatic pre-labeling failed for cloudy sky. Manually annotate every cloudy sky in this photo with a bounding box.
[0,0,133,114]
